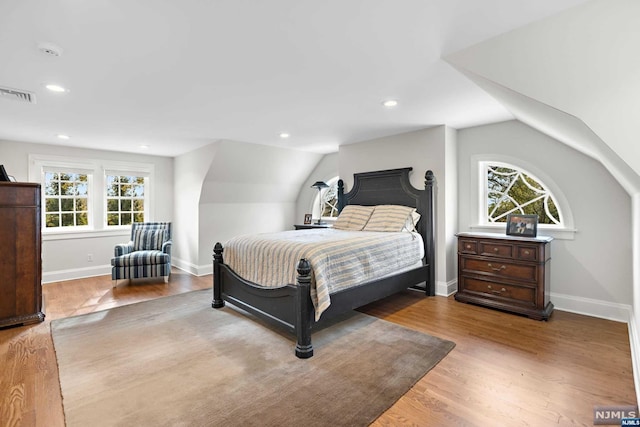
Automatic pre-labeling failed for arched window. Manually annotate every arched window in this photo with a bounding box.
[483,162,563,226]
[312,176,339,221]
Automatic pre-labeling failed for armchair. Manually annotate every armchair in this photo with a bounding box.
[111,222,172,285]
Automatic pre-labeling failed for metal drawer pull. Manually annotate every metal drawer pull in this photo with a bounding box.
[487,263,506,272]
[493,247,499,252]
[524,250,530,255]
[487,285,507,294]
[466,244,471,249]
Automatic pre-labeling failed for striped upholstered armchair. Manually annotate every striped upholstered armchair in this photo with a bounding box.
[111,222,172,285]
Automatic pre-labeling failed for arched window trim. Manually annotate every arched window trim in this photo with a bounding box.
[470,155,576,240]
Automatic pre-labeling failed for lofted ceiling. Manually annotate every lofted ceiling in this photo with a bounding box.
[446,0,640,190]
[0,0,589,157]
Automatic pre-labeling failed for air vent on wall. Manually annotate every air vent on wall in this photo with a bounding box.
[0,86,37,104]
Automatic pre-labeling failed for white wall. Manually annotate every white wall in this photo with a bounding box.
[0,139,174,282]
[458,120,632,320]
[338,126,458,294]
[295,152,339,222]
[195,140,323,273]
[172,142,219,274]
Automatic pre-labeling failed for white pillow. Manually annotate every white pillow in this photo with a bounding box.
[333,205,375,231]
[403,211,421,232]
[363,205,417,232]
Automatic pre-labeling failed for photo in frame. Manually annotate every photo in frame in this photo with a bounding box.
[506,214,538,237]
[303,213,312,225]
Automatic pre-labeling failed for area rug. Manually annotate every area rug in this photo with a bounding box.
[51,289,454,427]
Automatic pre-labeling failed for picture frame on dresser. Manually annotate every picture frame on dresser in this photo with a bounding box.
[303,213,312,225]
[506,214,538,237]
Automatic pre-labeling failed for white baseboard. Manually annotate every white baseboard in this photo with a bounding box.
[196,264,213,276]
[42,264,111,283]
[436,279,457,297]
[42,260,210,283]
[628,312,640,408]
[172,257,212,276]
[171,257,199,275]
[550,291,632,323]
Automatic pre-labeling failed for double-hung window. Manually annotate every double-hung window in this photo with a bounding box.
[30,155,153,235]
[44,169,92,229]
[105,173,148,227]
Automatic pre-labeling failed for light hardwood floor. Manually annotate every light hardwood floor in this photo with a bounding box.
[0,270,636,426]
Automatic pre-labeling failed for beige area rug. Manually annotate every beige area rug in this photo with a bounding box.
[51,289,454,427]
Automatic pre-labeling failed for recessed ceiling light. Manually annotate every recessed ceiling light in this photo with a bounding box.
[382,99,398,108]
[139,145,150,150]
[45,84,68,93]
[279,132,290,139]
[56,134,70,140]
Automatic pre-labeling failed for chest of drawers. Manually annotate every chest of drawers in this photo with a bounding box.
[0,183,44,328]
[455,232,553,320]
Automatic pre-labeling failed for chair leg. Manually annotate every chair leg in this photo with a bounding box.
[164,275,169,283]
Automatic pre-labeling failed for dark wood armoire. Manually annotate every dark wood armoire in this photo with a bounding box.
[0,182,44,328]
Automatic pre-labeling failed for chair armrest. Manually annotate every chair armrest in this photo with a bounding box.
[162,240,172,257]
[114,242,134,257]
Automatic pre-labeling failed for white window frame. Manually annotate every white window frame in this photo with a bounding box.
[104,163,153,229]
[29,155,154,240]
[42,166,94,230]
[469,155,576,240]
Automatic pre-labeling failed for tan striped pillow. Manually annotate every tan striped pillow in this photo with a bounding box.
[333,205,375,231]
[363,205,417,232]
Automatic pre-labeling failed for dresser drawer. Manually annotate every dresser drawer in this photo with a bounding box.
[459,276,536,306]
[478,241,513,259]
[517,245,538,261]
[459,239,478,254]
[460,257,538,282]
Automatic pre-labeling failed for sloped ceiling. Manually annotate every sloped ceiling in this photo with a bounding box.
[446,0,640,192]
[0,0,589,156]
[200,140,323,203]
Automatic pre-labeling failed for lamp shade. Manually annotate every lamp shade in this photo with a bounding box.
[311,181,329,189]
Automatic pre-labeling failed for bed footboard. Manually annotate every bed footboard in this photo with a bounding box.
[213,243,315,358]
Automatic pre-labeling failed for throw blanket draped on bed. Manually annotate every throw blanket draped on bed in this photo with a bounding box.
[224,229,424,320]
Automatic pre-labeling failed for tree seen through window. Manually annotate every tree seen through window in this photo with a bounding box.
[106,175,145,226]
[487,164,561,224]
[44,172,89,228]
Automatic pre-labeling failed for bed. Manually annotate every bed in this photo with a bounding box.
[212,167,436,358]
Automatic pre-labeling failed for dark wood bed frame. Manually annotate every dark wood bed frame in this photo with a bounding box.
[212,167,436,358]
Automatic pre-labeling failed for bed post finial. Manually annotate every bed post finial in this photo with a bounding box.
[295,258,314,359]
[212,243,225,308]
[425,170,435,187]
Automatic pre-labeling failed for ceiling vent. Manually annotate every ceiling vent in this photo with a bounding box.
[0,86,37,104]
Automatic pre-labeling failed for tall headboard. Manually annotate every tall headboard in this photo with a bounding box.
[336,167,436,295]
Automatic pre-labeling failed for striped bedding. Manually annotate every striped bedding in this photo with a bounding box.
[224,229,424,320]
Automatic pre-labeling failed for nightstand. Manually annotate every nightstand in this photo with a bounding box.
[294,224,332,230]
[455,232,553,320]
